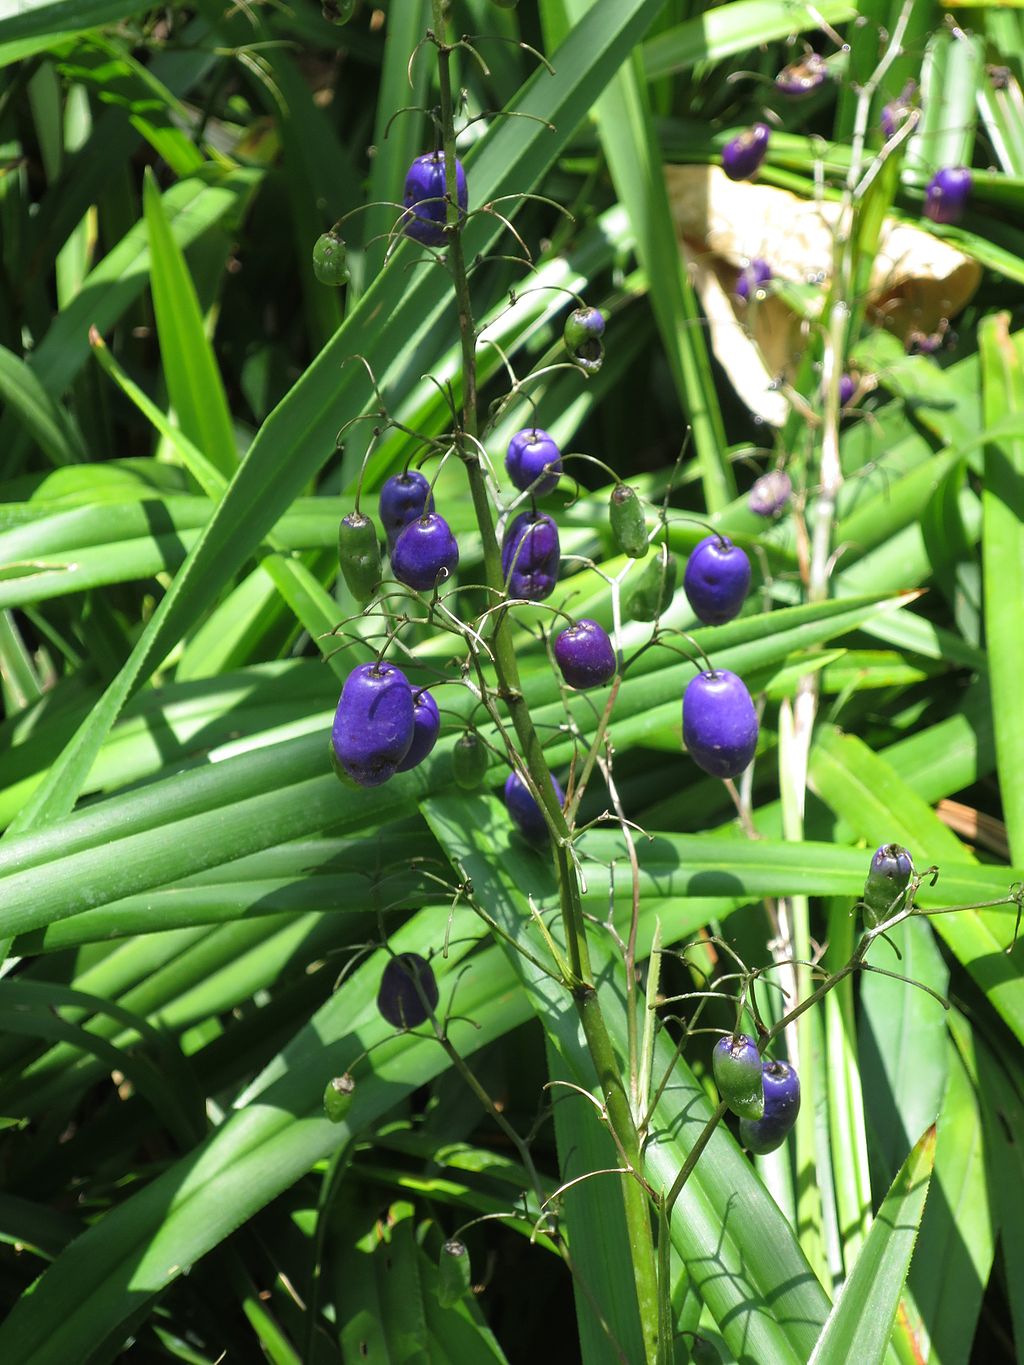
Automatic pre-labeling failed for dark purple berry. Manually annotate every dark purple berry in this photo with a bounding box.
[501,512,560,600]
[397,688,441,772]
[683,535,751,626]
[862,842,914,926]
[504,768,565,844]
[838,373,856,408]
[391,512,459,592]
[377,952,439,1030]
[379,470,434,549]
[748,469,792,517]
[735,258,772,302]
[506,427,562,495]
[880,80,917,140]
[776,52,828,96]
[924,167,972,225]
[722,123,770,182]
[713,1034,765,1120]
[683,669,759,780]
[402,151,468,246]
[739,1059,801,1154]
[554,619,616,690]
[331,661,415,787]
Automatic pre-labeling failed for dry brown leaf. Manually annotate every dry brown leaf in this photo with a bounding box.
[664,164,982,425]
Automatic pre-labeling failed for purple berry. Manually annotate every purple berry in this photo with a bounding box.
[391,512,459,592]
[924,167,972,225]
[683,535,751,626]
[379,470,434,549]
[402,151,468,246]
[722,123,770,182]
[503,769,565,844]
[501,512,560,600]
[683,669,759,780]
[748,469,792,517]
[397,688,441,772]
[554,619,616,690]
[880,80,917,140]
[713,1034,765,1120]
[506,427,563,495]
[735,258,772,302]
[838,373,856,408]
[377,952,439,1030]
[776,52,828,96]
[739,1059,801,1154]
[331,661,415,787]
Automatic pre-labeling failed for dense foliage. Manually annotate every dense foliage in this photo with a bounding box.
[0,1,1023,1362]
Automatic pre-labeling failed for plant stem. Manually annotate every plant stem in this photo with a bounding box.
[428,9,660,1359]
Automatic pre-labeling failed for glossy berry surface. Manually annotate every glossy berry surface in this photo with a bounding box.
[379,470,434,548]
[453,731,489,790]
[683,670,759,780]
[863,842,914,925]
[501,512,560,600]
[397,688,441,772]
[683,534,751,625]
[776,52,828,96]
[924,167,972,225]
[739,1059,801,1154]
[505,428,562,495]
[312,231,348,285]
[504,769,565,845]
[391,512,460,591]
[331,662,414,787]
[748,469,792,517]
[377,952,439,1030]
[402,152,468,246]
[713,1034,765,1121]
[735,258,772,302]
[554,619,616,690]
[563,306,605,351]
[721,123,770,181]
[338,511,382,605]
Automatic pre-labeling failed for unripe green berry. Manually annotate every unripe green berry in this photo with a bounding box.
[712,1034,765,1120]
[323,1073,355,1122]
[321,0,356,25]
[862,843,914,926]
[338,511,382,605]
[312,230,349,285]
[437,1239,472,1306]
[624,543,677,621]
[609,483,649,558]
[453,731,489,790]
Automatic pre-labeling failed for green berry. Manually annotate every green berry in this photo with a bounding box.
[712,1034,764,1120]
[862,843,914,926]
[338,511,382,605]
[323,1073,355,1122]
[312,230,349,286]
[609,483,649,558]
[453,731,489,790]
[437,1239,472,1306]
[624,543,677,622]
[321,0,356,25]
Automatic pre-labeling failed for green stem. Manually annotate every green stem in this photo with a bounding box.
[428,8,659,1359]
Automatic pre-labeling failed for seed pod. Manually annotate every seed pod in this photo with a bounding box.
[331,662,415,787]
[312,230,349,285]
[323,1073,355,1123]
[862,843,914,926]
[377,952,439,1030]
[453,731,489,790]
[683,670,759,780]
[338,511,382,605]
[739,1059,801,1154]
[609,484,649,558]
[623,542,677,622]
[713,1034,764,1120]
[397,688,441,772]
[437,1239,472,1307]
[503,769,565,845]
